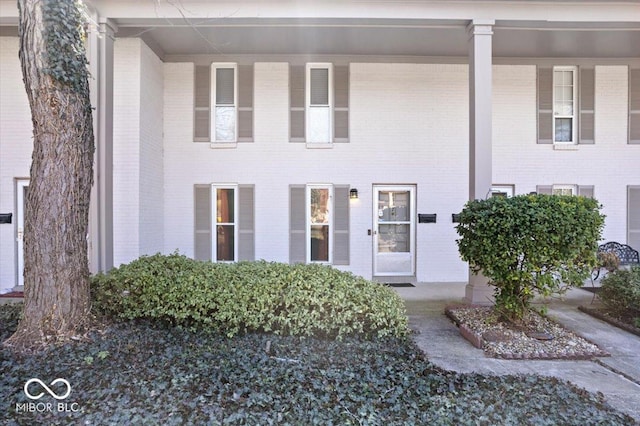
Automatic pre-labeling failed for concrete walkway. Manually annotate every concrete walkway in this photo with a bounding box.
[394,283,640,423]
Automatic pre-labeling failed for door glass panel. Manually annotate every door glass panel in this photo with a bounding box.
[378,191,409,222]
[378,224,410,253]
[373,186,415,276]
[216,225,234,261]
[311,225,329,261]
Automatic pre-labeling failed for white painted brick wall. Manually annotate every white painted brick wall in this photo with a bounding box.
[493,65,639,245]
[113,39,165,267]
[163,62,196,257]
[162,62,471,282]
[2,45,637,287]
[592,66,635,243]
[0,37,32,292]
[138,41,164,257]
[113,39,141,266]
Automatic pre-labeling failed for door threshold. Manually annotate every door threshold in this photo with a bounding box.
[373,276,416,285]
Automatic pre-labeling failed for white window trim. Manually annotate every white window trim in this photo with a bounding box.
[306,63,334,145]
[210,63,238,145]
[552,184,577,196]
[552,65,577,144]
[491,185,515,198]
[306,184,333,264]
[212,183,239,262]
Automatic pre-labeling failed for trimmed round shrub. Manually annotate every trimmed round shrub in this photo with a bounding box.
[456,194,604,322]
[599,266,640,320]
[91,254,409,339]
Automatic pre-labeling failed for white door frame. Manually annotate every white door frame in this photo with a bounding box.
[373,185,416,277]
[15,179,29,288]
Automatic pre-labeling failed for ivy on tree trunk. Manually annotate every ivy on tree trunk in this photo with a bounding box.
[5,0,95,350]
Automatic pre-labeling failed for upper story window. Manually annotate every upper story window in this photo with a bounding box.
[306,63,333,144]
[212,64,238,143]
[194,63,253,145]
[538,65,594,146]
[290,63,348,145]
[553,66,577,144]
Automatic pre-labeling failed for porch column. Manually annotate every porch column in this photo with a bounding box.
[87,18,116,273]
[464,19,495,304]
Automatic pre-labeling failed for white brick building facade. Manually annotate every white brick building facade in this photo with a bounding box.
[0,1,638,296]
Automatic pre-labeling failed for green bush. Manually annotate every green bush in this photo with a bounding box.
[599,266,640,320]
[0,302,22,342]
[91,254,409,339]
[456,194,604,322]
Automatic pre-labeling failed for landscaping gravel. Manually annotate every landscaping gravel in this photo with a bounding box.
[446,306,610,360]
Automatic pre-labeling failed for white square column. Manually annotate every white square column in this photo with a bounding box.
[87,18,116,273]
[464,20,495,304]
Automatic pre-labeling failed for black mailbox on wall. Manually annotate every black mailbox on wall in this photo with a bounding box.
[0,213,12,224]
[418,213,437,223]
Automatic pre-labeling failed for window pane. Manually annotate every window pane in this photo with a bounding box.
[215,106,236,141]
[310,68,329,105]
[216,225,235,261]
[557,101,573,116]
[308,106,330,143]
[378,191,409,222]
[552,188,574,196]
[563,70,573,86]
[216,188,235,223]
[310,188,330,224]
[311,225,330,261]
[216,68,235,105]
[378,224,410,253]
[555,118,572,142]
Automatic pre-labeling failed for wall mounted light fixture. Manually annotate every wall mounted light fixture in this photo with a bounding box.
[349,188,358,199]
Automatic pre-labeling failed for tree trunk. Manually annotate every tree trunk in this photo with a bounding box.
[5,0,95,350]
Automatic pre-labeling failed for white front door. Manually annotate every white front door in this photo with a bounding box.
[16,179,28,288]
[373,185,416,276]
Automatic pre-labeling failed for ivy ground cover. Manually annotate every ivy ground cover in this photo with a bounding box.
[1,317,634,425]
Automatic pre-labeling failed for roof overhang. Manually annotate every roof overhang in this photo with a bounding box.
[1,0,639,59]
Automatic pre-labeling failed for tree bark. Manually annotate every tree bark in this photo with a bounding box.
[5,0,95,350]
